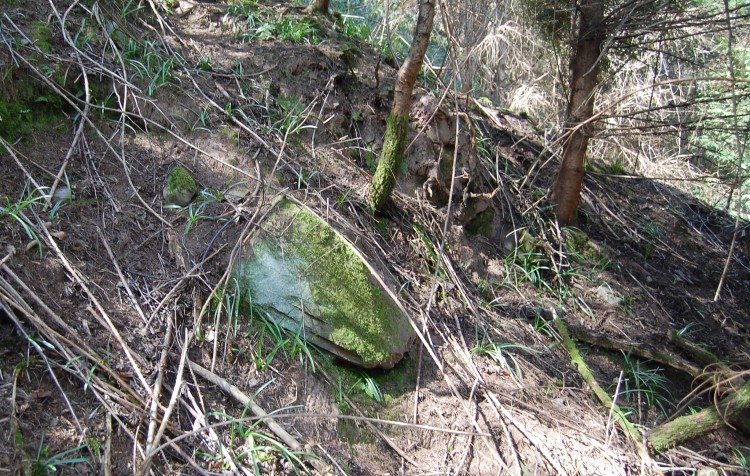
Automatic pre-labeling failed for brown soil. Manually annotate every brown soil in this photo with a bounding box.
[1,1,749,475]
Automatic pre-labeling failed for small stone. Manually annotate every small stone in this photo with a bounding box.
[225,183,252,203]
[595,285,623,307]
[696,467,719,476]
[53,187,72,202]
[163,166,198,206]
[551,398,566,408]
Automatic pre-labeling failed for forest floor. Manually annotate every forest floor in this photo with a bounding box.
[1,0,750,474]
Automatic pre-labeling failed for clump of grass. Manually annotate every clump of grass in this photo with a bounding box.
[471,338,538,385]
[30,435,89,476]
[611,352,673,424]
[0,185,48,253]
[226,3,324,44]
[351,370,383,403]
[207,411,311,473]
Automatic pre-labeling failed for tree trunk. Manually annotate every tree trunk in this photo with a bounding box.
[647,379,750,452]
[368,0,435,213]
[551,0,606,225]
[304,0,330,14]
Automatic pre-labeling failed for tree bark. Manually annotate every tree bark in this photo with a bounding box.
[304,0,330,14]
[368,0,435,212]
[551,0,606,225]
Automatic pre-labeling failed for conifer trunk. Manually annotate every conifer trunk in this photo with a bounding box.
[368,0,435,212]
[304,0,330,14]
[552,0,606,225]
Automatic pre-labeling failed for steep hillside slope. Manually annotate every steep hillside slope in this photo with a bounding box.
[1,0,749,474]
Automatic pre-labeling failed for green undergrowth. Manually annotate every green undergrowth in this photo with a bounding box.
[226,0,325,44]
[227,297,418,445]
[0,64,70,147]
[0,13,158,147]
[563,227,612,274]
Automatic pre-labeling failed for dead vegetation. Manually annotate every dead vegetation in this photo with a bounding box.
[1,0,749,474]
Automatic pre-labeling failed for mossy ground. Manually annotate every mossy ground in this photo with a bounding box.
[317,350,419,444]
[0,71,70,148]
[0,21,84,149]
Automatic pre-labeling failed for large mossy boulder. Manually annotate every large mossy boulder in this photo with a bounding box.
[234,199,415,369]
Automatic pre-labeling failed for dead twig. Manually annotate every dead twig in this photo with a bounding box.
[140,330,193,475]
[316,361,419,467]
[145,244,226,328]
[496,400,569,476]
[98,227,149,327]
[492,400,523,476]
[104,410,112,476]
[185,359,274,436]
[187,357,333,473]
[1,266,144,406]
[0,246,16,268]
[35,220,153,396]
[180,383,242,474]
[145,318,174,457]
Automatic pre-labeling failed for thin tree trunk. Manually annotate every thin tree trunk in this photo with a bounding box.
[552,0,606,225]
[304,0,330,14]
[368,0,435,212]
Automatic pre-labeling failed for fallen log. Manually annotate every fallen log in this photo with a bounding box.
[647,378,750,452]
[568,325,702,378]
[552,316,649,459]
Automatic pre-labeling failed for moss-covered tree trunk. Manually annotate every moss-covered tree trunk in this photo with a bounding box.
[304,0,330,14]
[368,0,436,212]
[647,379,750,452]
[551,0,606,225]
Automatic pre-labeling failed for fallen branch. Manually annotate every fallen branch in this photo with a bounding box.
[186,358,329,473]
[553,316,649,460]
[144,319,174,464]
[97,227,149,327]
[567,324,702,377]
[141,331,192,475]
[667,331,731,371]
[647,378,750,452]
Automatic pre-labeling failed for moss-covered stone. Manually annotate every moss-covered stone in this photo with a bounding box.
[563,227,607,265]
[163,166,197,206]
[235,199,414,368]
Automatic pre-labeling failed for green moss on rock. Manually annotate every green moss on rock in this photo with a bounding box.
[163,166,197,206]
[237,199,413,367]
